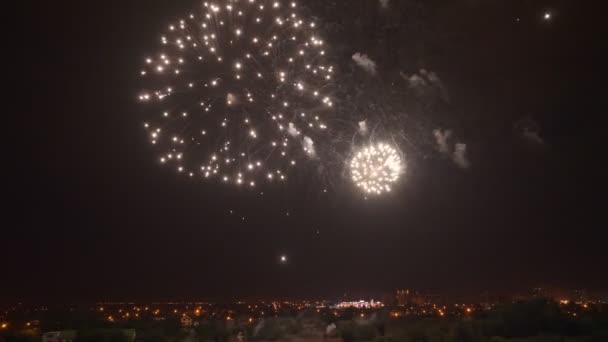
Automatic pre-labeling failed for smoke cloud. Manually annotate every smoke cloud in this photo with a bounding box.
[352,53,377,75]
[402,69,449,101]
[434,129,470,169]
[226,93,237,105]
[514,118,546,146]
[358,120,368,135]
[433,129,452,154]
[453,143,470,169]
[288,123,300,137]
[302,136,316,157]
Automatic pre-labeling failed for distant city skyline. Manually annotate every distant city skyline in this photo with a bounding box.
[3,286,607,307]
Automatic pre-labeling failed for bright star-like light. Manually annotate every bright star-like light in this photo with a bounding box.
[350,143,404,195]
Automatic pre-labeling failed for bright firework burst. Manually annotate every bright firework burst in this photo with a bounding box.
[350,143,404,195]
[138,0,333,188]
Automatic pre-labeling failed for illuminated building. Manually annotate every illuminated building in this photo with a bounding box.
[180,314,193,328]
[334,300,383,309]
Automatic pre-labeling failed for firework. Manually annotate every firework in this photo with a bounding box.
[138,0,333,188]
[350,143,404,195]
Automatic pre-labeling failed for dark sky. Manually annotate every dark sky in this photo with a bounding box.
[6,0,605,304]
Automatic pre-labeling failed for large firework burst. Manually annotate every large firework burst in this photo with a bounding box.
[138,0,334,188]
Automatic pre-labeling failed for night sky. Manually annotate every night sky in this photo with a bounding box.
[7,0,605,303]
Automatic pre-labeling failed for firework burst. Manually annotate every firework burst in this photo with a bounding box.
[350,142,404,195]
[138,0,333,188]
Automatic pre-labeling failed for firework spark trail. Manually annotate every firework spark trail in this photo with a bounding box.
[139,0,334,188]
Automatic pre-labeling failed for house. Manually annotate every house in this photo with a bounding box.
[181,314,193,328]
